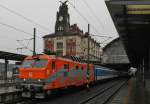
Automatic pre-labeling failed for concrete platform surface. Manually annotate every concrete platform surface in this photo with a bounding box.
[108,78,150,104]
[0,86,20,94]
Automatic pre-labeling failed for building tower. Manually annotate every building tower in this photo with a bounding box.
[55,1,70,34]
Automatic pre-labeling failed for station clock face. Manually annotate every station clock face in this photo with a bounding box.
[59,16,63,21]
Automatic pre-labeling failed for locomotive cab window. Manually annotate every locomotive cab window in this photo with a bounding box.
[21,59,48,68]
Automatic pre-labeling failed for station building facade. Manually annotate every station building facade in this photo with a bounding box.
[43,2,102,61]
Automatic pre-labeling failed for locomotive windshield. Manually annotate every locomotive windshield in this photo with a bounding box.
[21,59,48,68]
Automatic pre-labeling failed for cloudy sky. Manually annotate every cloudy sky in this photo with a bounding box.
[0,0,118,55]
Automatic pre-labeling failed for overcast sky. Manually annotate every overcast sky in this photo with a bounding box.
[0,0,118,55]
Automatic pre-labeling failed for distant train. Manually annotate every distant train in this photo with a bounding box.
[18,54,121,98]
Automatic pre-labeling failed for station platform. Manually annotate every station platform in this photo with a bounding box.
[0,86,20,94]
[0,80,21,104]
[109,78,150,104]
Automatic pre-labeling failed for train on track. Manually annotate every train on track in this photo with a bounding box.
[18,54,123,98]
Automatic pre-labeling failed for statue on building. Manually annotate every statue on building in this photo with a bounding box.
[59,0,68,14]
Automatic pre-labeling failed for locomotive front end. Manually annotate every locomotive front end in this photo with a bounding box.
[19,55,50,98]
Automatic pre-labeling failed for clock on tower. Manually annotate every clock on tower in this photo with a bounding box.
[59,16,63,21]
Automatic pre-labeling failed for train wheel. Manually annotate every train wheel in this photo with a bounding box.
[35,92,46,99]
[31,91,35,98]
[22,92,31,98]
[44,90,51,98]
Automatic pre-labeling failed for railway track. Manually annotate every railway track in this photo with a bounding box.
[16,79,128,104]
[79,80,128,104]
[17,98,38,104]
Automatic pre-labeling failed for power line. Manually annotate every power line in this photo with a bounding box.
[17,38,33,49]
[0,35,33,53]
[0,21,32,35]
[100,37,114,45]
[0,21,42,39]
[59,1,114,45]
[16,38,33,41]
[0,3,50,32]
[16,39,42,55]
[16,40,33,53]
[81,0,104,29]
[68,1,108,38]
[68,1,90,24]
[0,21,42,54]
[90,34,113,38]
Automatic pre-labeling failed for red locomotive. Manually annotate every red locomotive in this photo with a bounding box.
[19,54,94,98]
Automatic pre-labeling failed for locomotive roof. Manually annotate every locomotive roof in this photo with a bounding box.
[24,54,89,64]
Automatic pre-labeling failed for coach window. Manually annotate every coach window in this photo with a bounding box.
[52,61,55,69]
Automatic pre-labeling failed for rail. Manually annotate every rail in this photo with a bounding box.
[79,80,128,104]
[16,79,128,104]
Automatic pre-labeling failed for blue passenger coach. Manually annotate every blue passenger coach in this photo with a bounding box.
[94,66,118,81]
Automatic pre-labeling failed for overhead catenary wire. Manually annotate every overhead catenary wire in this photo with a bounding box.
[16,40,33,53]
[0,3,48,54]
[68,1,90,24]
[17,38,33,50]
[0,21,42,53]
[100,37,114,45]
[68,1,111,39]
[0,35,33,53]
[16,38,33,41]
[81,0,104,29]
[0,32,33,44]
[68,0,116,46]
[0,3,50,32]
[16,38,37,54]
[0,21,42,39]
[90,34,113,38]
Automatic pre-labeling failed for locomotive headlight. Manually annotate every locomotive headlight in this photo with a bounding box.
[23,78,26,81]
[38,79,41,82]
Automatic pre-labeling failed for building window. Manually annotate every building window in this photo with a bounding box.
[45,40,54,51]
[66,39,76,56]
[57,42,63,49]
[58,26,64,31]
[72,47,76,52]
[56,50,63,56]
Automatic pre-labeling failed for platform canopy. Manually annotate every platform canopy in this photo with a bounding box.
[106,0,150,68]
[0,51,27,61]
[107,0,150,5]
